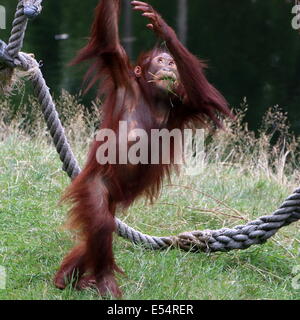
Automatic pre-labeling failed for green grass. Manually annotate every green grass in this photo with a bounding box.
[0,132,299,300]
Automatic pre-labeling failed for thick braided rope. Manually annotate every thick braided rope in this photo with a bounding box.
[1,0,299,253]
[6,1,27,59]
[30,64,81,179]
[4,1,79,178]
[7,0,42,60]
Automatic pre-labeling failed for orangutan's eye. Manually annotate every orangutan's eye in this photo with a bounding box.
[158,58,163,64]
[169,61,175,66]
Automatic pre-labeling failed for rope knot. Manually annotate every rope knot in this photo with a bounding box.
[0,51,39,96]
[23,0,43,19]
[172,230,212,252]
[0,40,16,69]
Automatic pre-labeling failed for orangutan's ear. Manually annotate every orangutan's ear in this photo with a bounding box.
[134,66,142,78]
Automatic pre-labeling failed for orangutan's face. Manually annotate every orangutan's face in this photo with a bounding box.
[134,52,180,92]
[147,52,179,91]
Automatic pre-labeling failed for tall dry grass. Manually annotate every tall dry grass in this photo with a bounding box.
[206,99,300,186]
[0,91,299,186]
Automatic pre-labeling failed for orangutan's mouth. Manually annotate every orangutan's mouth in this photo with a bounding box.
[148,71,179,91]
[157,71,177,82]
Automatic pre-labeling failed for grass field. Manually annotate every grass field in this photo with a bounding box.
[0,96,299,300]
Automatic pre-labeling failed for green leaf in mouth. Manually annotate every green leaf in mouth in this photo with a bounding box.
[161,76,176,82]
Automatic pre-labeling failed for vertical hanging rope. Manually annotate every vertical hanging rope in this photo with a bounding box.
[6,0,28,59]
[30,65,82,179]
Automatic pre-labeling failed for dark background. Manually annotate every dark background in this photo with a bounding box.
[1,0,300,133]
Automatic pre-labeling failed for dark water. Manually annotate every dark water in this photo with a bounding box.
[1,0,300,133]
